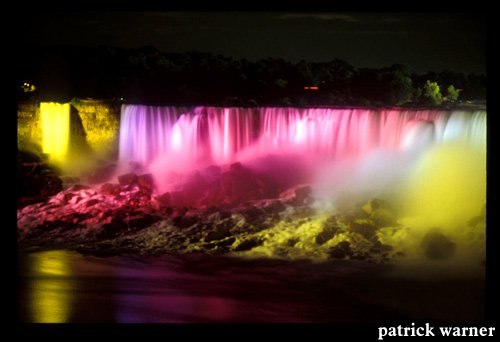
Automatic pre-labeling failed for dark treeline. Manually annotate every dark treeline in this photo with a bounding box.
[16,45,486,106]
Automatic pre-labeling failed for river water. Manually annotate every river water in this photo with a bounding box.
[17,250,484,323]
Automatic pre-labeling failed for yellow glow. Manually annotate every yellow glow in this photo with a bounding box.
[396,141,487,264]
[40,102,70,163]
[30,251,72,323]
[404,142,486,229]
[75,101,120,159]
[232,215,346,260]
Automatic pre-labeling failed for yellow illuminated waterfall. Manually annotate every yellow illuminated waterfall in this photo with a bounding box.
[40,102,70,163]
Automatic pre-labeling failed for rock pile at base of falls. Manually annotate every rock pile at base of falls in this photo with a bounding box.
[17,150,63,209]
[17,162,478,262]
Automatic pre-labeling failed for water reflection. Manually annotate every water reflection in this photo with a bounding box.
[18,250,485,323]
[27,250,73,323]
[114,260,236,322]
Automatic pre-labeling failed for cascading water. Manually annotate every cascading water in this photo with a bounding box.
[119,106,486,167]
[119,105,184,167]
[119,105,259,168]
[40,102,71,164]
[18,102,487,266]
[117,105,486,263]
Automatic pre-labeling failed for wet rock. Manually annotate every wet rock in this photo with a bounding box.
[351,253,369,261]
[361,198,385,215]
[63,212,91,224]
[316,225,338,245]
[369,240,393,254]
[17,151,63,203]
[279,184,312,205]
[206,210,231,223]
[87,164,117,184]
[205,227,230,242]
[18,150,42,163]
[155,192,171,207]
[328,241,353,259]
[85,198,100,207]
[173,214,198,228]
[81,190,97,198]
[240,205,265,225]
[263,200,286,214]
[127,214,160,231]
[350,208,370,219]
[100,183,121,196]
[69,196,82,205]
[421,230,456,260]
[371,208,395,227]
[63,193,74,203]
[36,220,76,232]
[61,176,79,184]
[205,237,235,253]
[216,237,236,247]
[17,196,46,209]
[138,174,155,194]
[234,238,262,251]
[220,163,266,204]
[98,209,114,220]
[112,207,130,220]
[293,206,316,218]
[68,184,91,192]
[182,172,209,204]
[294,185,312,204]
[227,213,247,233]
[349,220,378,239]
[172,207,188,219]
[170,191,188,207]
[118,173,138,186]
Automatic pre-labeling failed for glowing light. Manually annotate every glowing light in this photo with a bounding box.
[172,124,182,151]
[404,142,486,229]
[74,100,121,159]
[22,82,36,92]
[29,251,72,323]
[40,102,70,163]
[120,106,486,168]
[294,120,306,143]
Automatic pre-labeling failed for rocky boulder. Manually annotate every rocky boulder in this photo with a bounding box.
[279,184,312,206]
[100,183,121,196]
[17,150,63,208]
[421,230,456,260]
[137,173,155,195]
[118,173,138,186]
[328,241,353,259]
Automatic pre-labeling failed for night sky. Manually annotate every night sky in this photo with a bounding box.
[19,12,486,74]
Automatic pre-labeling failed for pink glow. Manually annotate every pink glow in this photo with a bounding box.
[118,106,486,191]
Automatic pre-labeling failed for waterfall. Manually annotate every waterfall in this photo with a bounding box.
[40,102,71,164]
[118,106,486,169]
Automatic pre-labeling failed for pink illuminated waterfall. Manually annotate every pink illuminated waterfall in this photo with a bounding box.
[118,106,486,168]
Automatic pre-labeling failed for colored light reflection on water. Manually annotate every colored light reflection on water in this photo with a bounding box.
[17,251,485,323]
[27,250,72,323]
